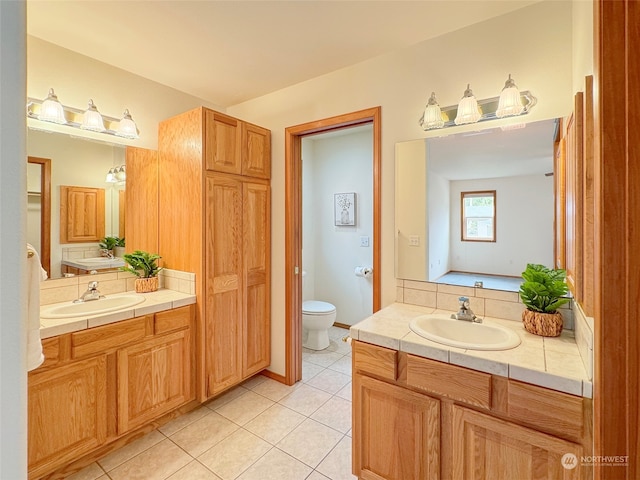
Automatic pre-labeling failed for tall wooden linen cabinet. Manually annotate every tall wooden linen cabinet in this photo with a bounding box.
[158,107,271,400]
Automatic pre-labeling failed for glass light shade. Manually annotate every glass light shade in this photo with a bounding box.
[81,99,106,132]
[105,168,116,183]
[496,74,524,118]
[454,84,481,125]
[421,92,444,130]
[116,109,139,139]
[115,165,126,181]
[38,88,67,124]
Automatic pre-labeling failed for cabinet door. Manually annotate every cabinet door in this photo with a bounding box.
[117,329,192,433]
[206,174,244,395]
[28,355,108,477]
[354,374,440,480]
[243,182,270,377]
[452,405,583,480]
[205,109,242,174]
[59,185,105,243]
[241,123,271,179]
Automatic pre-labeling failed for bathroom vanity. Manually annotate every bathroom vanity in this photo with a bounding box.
[28,291,196,480]
[350,303,592,480]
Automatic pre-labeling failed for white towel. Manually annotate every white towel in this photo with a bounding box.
[27,244,46,371]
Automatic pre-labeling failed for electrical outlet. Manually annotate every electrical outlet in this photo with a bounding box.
[409,235,420,246]
[360,236,370,247]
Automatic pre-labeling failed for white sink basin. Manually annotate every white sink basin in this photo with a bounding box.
[40,294,146,319]
[75,257,125,267]
[409,314,521,350]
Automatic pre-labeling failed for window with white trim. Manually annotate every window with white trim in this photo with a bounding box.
[461,191,496,242]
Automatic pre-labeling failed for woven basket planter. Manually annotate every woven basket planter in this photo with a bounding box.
[522,310,563,337]
[135,277,158,293]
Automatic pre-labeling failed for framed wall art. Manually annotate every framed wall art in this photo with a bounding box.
[334,192,356,226]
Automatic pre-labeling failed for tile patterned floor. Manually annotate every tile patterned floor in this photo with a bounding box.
[67,326,355,480]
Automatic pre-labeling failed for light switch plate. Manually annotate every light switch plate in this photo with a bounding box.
[409,235,420,246]
[360,236,370,247]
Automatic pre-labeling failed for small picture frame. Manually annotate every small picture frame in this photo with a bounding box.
[334,192,356,226]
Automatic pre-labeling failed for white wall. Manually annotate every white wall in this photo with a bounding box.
[301,142,316,302]
[0,1,27,477]
[449,174,554,276]
[572,0,594,94]
[27,37,221,150]
[27,129,125,277]
[427,170,450,281]
[227,1,573,375]
[302,128,374,326]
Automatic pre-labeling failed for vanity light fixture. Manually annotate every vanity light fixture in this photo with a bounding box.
[37,88,67,124]
[106,165,126,183]
[418,75,537,131]
[27,88,140,141]
[105,168,116,183]
[454,84,482,125]
[81,99,106,132]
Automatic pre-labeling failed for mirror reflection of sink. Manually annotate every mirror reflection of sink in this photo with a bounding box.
[41,294,145,319]
[409,314,521,351]
[77,257,125,266]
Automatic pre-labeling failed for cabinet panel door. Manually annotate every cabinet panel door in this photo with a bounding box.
[60,185,105,243]
[205,110,242,174]
[117,329,192,433]
[28,355,107,476]
[243,182,270,377]
[354,374,440,480]
[241,123,271,179]
[206,175,243,395]
[452,405,583,480]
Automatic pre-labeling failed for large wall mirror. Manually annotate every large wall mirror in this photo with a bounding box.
[27,128,126,279]
[395,118,558,292]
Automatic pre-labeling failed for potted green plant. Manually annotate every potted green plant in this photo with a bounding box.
[98,235,119,257]
[113,237,125,258]
[121,250,163,293]
[519,263,570,337]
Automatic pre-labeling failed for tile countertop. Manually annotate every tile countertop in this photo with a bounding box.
[350,302,592,398]
[40,289,196,339]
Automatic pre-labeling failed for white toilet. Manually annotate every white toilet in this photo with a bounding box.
[302,300,337,350]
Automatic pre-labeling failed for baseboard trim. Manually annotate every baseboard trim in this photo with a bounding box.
[261,369,289,385]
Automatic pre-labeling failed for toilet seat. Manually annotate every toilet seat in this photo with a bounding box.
[302,300,336,315]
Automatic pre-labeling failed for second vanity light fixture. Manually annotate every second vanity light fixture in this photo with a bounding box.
[419,74,537,131]
[27,88,140,140]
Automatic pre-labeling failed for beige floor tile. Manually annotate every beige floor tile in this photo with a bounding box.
[243,403,306,445]
[277,419,343,468]
[98,429,165,472]
[215,390,275,425]
[329,326,350,340]
[65,462,106,480]
[169,411,239,457]
[310,397,352,434]
[326,339,353,355]
[159,406,211,437]
[108,439,191,480]
[205,386,249,410]
[250,377,299,402]
[303,350,344,368]
[306,368,351,395]
[326,356,352,376]
[302,362,326,382]
[167,460,222,480]
[335,382,352,402]
[198,429,271,480]
[236,448,312,480]
[278,384,332,416]
[241,374,268,390]
[316,435,357,480]
[306,472,331,480]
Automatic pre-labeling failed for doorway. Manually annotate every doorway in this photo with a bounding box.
[284,107,382,385]
[27,156,51,275]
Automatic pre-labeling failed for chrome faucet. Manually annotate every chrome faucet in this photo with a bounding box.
[73,281,105,303]
[451,296,482,323]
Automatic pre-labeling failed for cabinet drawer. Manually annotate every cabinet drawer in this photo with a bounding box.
[407,355,492,410]
[353,341,397,381]
[72,317,147,358]
[507,380,584,442]
[155,305,192,335]
[38,336,63,369]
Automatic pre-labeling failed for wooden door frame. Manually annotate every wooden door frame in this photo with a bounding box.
[284,107,381,385]
[27,156,51,275]
[593,1,639,478]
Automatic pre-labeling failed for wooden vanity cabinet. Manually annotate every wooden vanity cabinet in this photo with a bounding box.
[28,305,195,479]
[158,107,271,400]
[352,340,591,480]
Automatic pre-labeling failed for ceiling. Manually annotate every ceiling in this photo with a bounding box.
[27,0,539,108]
[427,118,557,181]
